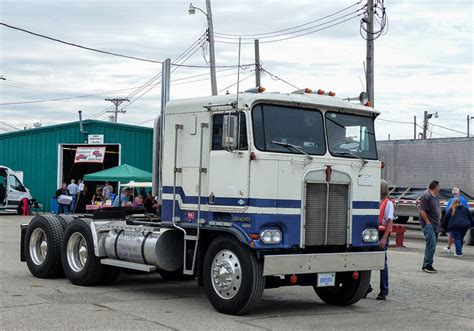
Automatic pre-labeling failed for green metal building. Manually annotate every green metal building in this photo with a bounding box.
[0,120,153,211]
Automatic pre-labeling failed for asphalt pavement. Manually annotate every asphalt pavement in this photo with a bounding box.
[1,214,473,330]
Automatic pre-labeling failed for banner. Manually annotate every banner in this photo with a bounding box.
[74,146,106,163]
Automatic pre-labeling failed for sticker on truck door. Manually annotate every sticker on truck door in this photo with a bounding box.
[317,273,336,287]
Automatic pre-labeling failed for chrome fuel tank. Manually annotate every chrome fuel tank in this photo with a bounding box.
[104,228,183,272]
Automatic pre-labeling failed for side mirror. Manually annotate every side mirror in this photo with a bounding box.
[222,114,239,151]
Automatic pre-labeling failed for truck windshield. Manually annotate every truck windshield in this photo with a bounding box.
[252,104,326,156]
[326,112,377,160]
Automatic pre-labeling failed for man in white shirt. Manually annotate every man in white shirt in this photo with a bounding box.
[365,180,394,300]
[67,179,78,213]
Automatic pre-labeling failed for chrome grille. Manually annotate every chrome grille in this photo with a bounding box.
[305,183,349,246]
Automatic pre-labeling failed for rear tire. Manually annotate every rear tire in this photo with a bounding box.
[203,236,264,315]
[61,218,116,286]
[24,216,64,278]
[314,270,371,306]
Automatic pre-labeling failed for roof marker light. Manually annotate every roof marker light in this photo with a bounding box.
[317,89,325,95]
[245,86,266,93]
[291,88,312,94]
[328,91,336,96]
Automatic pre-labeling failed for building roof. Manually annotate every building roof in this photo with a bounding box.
[0,120,152,138]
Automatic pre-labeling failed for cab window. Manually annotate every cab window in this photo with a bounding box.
[9,175,26,192]
[211,112,248,150]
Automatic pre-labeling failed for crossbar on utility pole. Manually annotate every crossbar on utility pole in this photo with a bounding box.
[366,0,375,107]
[254,39,261,87]
[105,98,129,123]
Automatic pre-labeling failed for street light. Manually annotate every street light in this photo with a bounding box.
[188,1,218,95]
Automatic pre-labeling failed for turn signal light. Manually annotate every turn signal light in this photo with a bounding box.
[317,89,325,95]
[381,161,385,169]
[250,152,257,160]
[249,233,260,240]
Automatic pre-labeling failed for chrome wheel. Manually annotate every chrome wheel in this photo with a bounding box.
[67,232,88,272]
[211,249,242,299]
[29,228,47,265]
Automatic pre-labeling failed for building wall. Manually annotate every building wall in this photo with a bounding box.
[0,120,153,210]
[377,137,474,195]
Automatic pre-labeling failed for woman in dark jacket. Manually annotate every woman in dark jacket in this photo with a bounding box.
[445,198,473,257]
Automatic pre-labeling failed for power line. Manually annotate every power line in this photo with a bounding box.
[377,118,413,124]
[260,68,299,90]
[215,1,362,38]
[215,8,364,41]
[0,85,151,106]
[430,122,466,135]
[0,22,252,68]
[215,13,363,44]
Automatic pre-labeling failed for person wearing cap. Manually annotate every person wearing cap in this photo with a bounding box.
[365,179,394,300]
[113,187,132,207]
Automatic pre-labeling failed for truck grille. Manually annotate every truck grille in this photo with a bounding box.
[305,183,349,246]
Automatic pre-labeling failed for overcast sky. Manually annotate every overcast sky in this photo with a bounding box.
[0,0,472,140]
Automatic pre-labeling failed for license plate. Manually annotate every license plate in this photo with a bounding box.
[317,273,336,287]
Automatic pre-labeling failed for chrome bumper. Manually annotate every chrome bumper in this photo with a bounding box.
[263,251,385,276]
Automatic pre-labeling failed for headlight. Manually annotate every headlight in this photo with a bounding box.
[260,229,282,244]
[362,229,379,243]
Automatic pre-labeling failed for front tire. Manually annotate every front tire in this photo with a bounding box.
[24,215,64,278]
[203,236,264,315]
[314,270,371,306]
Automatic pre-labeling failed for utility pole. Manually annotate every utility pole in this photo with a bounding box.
[254,39,261,87]
[105,98,129,123]
[422,111,428,139]
[413,115,417,139]
[205,0,218,95]
[366,0,375,107]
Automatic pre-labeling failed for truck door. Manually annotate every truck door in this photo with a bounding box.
[7,174,27,208]
[208,112,250,211]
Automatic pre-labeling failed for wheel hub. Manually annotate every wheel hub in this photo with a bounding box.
[211,249,242,299]
[67,232,88,273]
[29,228,47,265]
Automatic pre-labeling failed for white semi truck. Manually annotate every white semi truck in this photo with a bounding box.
[21,76,385,314]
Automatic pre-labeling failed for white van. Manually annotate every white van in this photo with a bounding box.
[0,166,33,214]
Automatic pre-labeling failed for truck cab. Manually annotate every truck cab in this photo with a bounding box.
[0,166,32,214]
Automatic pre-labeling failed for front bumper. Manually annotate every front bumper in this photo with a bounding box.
[263,251,385,276]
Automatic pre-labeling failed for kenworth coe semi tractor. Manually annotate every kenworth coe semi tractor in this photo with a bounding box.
[21,88,385,315]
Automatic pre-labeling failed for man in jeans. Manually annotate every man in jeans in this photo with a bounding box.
[419,180,441,273]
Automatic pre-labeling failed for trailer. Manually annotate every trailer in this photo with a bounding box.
[20,79,385,315]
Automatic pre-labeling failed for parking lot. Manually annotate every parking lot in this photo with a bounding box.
[1,214,473,330]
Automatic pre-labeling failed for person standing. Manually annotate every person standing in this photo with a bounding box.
[67,179,78,213]
[443,187,469,254]
[55,183,71,214]
[444,198,473,257]
[365,180,394,300]
[103,181,113,199]
[419,180,441,273]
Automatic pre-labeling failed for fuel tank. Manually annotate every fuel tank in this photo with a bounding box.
[104,228,183,272]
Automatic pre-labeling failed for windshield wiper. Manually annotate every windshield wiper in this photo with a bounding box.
[332,151,368,166]
[271,141,313,160]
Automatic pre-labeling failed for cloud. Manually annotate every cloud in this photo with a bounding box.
[0,0,472,139]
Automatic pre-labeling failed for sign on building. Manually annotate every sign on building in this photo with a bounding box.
[74,146,106,163]
[88,134,104,144]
